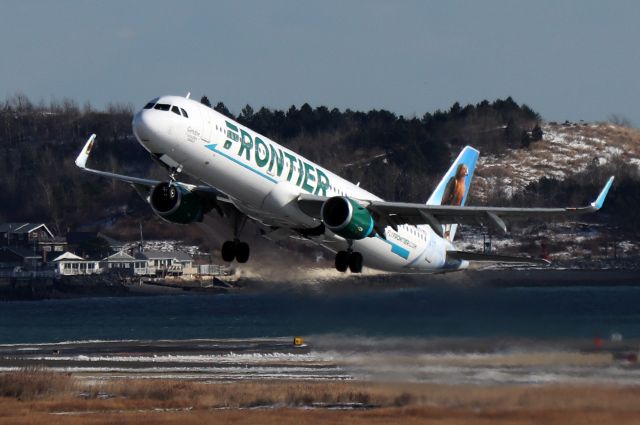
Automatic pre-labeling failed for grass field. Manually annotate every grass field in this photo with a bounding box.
[1,368,640,424]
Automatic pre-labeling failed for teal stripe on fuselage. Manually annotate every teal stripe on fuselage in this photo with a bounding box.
[206,144,277,184]
[375,235,410,259]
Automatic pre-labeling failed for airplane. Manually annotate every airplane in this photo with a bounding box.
[75,94,614,274]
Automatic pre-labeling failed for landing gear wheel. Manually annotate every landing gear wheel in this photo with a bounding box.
[349,252,363,273]
[335,251,349,272]
[235,242,250,263]
[221,241,236,262]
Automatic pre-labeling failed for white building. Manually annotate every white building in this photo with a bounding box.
[135,250,196,276]
[102,251,151,276]
[52,249,199,278]
[52,252,100,276]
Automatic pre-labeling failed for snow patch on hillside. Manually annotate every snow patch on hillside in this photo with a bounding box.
[472,123,640,202]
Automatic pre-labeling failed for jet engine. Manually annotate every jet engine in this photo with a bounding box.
[320,196,375,240]
[149,182,205,224]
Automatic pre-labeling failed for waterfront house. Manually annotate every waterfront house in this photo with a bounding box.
[52,252,100,276]
[102,251,150,276]
[0,223,66,261]
[134,250,196,276]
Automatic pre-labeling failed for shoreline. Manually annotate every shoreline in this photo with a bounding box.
[1,336,638,385]
[1,267,639,300]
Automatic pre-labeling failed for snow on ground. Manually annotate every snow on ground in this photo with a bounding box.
[472,123,640,203]
[460,123,640,264]
[122,240,202,256]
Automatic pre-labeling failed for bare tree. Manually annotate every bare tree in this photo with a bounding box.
[608,114,633,128]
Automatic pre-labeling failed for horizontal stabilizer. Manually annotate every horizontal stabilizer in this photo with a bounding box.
[447,250,550,265]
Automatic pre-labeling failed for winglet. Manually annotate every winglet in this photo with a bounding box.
[75,134,96,169]
[590,176,614,210]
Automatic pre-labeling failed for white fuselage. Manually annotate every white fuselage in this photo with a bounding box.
[132,96,466,273]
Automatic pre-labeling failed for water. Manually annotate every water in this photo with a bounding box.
[2,285,640,385]
[1,285,639,344]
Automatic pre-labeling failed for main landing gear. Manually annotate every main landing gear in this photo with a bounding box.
[221,239,250,263]
[335,250,363,273]
[221,212,250,263]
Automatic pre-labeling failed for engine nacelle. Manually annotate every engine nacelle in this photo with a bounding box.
[321,196,375,240]
[149,182,204,224]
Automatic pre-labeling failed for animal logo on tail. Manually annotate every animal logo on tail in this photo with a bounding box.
[425,146,478,242]
[441,164,469,239]
[442,164,468,206]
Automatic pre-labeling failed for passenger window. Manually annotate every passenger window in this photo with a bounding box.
[154,103,171,111]
[180,108,189,118]
[171,106,181,116]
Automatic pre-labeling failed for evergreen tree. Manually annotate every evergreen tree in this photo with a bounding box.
[239,104,255,124]
[200,96,211,107]
[521,129,531,148]
[531,124,543,141]
[214,102,233,119]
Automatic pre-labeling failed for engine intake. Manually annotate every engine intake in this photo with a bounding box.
[150,182,204,224]
[321,196,375,240]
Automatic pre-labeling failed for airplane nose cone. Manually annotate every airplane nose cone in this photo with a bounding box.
[132,110,154,142]
[132,109,169,153]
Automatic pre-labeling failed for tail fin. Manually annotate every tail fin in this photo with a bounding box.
[426,146,479,241]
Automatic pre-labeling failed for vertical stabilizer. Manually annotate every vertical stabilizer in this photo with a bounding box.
[426,146,479,241]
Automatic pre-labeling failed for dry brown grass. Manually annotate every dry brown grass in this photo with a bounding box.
[2,369,640,424]
[0,367,75,400]
[2,402,640,425]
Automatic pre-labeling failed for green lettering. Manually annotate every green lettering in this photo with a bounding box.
[284,152,297,181]
[238,129,253,160]
[314,168,330,196]
[224,121,239,149]
[254,137,269,167]
[295,158,304,186]
[302,162,316,193]
[225,121,239,132]
[268,145,285,176]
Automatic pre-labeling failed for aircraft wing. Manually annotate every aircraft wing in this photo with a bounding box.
[75,134,222,198]
[446,250,550,265]
[297,176,614,237]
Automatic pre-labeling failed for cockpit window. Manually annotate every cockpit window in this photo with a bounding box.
[171,106,181,116]
[180,108,189,118]
[143,97,159,109]
[154,103,171,111]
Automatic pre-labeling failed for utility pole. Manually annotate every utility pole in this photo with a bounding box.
[138,222,144,254]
